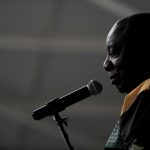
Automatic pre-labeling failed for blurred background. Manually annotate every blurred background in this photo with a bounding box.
[0,0,149,150]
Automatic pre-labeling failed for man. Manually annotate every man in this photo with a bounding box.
[103,12,150,150]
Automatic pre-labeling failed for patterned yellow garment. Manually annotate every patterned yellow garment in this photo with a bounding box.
[120,79,150,116]
[105,79,150,150]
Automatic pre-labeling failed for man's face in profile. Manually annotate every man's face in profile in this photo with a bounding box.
[103,22,142,93]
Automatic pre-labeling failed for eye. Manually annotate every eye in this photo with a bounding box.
[108,46,120,58]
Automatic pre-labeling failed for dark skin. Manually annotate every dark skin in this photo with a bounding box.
[103,20,150,94]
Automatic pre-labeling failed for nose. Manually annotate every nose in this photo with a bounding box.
[103,56,114,71]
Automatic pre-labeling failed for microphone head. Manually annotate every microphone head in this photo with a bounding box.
[87,79,103,95]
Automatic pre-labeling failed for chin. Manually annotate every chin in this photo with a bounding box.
[117,88,128,93]
[115,84,129,93]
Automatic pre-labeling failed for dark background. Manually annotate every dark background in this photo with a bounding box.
[0,0,148,149]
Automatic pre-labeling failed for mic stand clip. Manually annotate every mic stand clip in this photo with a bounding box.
[53,113,74,150]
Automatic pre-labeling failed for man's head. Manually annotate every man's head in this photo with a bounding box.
[103,12,150,93]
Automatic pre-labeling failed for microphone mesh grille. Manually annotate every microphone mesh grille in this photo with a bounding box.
[87,80,103,95]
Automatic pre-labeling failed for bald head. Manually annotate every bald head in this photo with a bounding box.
[115,12,150,55]
[103,12,150,93]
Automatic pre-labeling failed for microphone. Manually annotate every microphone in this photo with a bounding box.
[32,80,103,120]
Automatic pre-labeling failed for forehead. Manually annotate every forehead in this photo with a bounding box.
[106,22,124,48]
[107,23,118,41]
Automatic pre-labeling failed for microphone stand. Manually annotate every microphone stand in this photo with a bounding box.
[53,113,74,150]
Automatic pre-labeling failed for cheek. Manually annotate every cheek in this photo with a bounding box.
[113,58,128,80]
[112,57,123,70]
[114,52,130,71]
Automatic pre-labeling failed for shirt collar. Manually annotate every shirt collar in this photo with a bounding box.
[120,79,150,116]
